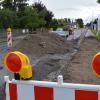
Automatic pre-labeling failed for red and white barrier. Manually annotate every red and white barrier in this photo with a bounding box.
[4,76,100,100]
[7,28,12,48]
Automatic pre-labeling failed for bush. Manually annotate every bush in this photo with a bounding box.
[91,30,100,41]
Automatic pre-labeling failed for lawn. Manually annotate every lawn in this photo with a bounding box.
[91,30,100,41]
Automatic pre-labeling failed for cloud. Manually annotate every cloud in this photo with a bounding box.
[53,7,82,11]
[29,0,100,23]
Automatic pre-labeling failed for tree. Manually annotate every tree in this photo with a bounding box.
[37,10,46,27]
[97,0,100,3]
[19,6,46,30]
[57,19,64,27]
[0,0,28,13]
[32,1,54,28]
[0,9,18,28]
[76,18,84,28]
[0,0,53,29]
[64,18,68,23]
[32,2,46,12]
[15,0,28,11]
[68,18,71,23]
[0,0,13,10]
[44,10,54,27]
[50,19,58,30]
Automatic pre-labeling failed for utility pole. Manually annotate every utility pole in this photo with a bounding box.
[91,9,94,30]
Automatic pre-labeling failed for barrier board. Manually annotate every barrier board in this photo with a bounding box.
[4,76,100,100]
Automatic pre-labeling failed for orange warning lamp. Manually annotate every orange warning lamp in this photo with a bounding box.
[92,52,100,76]
[4,51,32,80]
[4,52,22,73]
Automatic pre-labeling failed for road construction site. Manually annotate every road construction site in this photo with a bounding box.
[0,29,100,100]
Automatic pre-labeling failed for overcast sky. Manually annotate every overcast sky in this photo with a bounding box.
[29,0,100,24]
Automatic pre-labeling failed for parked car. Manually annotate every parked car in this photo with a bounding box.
[52,28,69,37]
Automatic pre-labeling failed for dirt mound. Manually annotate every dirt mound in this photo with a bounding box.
[12,32,75,55]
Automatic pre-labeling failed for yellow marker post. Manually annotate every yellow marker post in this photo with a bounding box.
[7,28,11,32]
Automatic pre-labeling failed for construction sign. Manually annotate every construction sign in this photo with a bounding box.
[4,51,32,80]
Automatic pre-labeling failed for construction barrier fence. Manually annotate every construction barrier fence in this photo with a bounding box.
[4,75,100,100]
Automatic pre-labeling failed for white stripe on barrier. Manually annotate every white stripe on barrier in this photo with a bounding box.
[99,91,100,100]
[4,76,10,100]
[54,88,75,100]
[17,84,34,100]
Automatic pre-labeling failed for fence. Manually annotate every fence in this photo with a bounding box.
[0,29,29,39]
[0,29,28,50]
[0,28,48,39]
[4,75,100,100]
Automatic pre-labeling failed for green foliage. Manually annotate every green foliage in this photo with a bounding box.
[19,6,43,29]
[76,18,84,28]
[19,6,47,29]
[97,0,100,3]
[0,0,28,11]
[37,9,47,27]
[49,18,66,30]
[92,30,100,41]
[0,9,18,28]
[0,0,29,18]
[57,19,64,27]
[44,10,54,27]
[97,31,100,40]
[0,1,54,29]
[50,19,58,30]
[32,2,54,28]
[32,2,46,12]
[0,0,13,10]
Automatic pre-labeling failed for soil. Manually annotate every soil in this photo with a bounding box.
[64,37,100,85]
[10,31,79,81]
[0,31,78,100]
[11,32,76,55]
[0,29,100,100]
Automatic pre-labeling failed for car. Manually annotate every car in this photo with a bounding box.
[52,28,69,37]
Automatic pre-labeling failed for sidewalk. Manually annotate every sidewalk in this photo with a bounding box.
[67,29,87,40]
[64,31,100,85]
